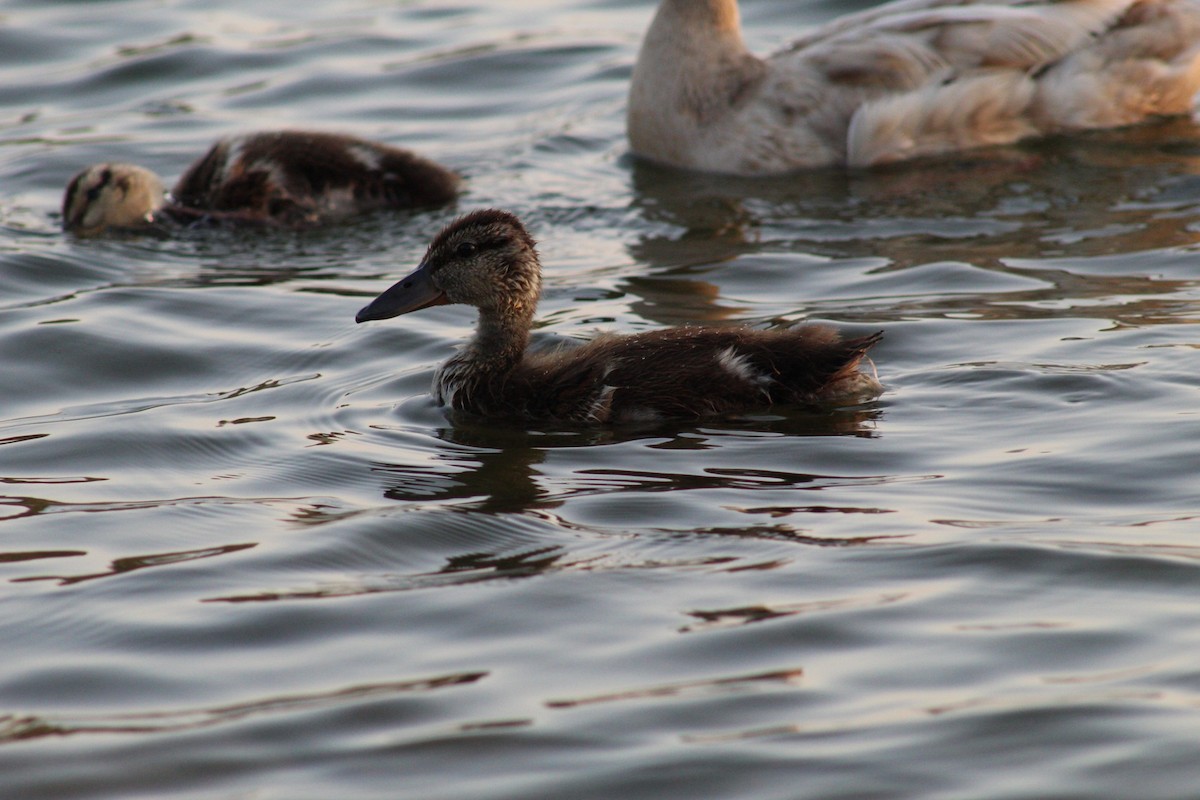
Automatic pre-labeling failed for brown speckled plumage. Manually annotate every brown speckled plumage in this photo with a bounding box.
[62,130,459,235]
[172,131,460,226]
[356,209,883,424]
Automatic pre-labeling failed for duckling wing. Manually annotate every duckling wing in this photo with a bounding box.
[173,132,459,226]
[525,327,881,423]
[172,135,319,224]
[518,345,622,423]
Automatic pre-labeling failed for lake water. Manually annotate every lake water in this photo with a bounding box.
[3,1,1200,797]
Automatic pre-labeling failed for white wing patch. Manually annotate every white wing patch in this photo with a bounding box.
[587,384,617,423]
[347,143,383,171]
[434,357,467,408]
[220,136,249,183]
[716,347,774,389]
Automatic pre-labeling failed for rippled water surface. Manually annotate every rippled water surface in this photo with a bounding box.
[3,1,1200,797]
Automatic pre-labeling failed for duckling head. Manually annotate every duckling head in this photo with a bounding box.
[356,208,542,323]
[62,163,167,235]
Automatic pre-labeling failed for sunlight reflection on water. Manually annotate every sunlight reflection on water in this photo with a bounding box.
[1,1,1200,798]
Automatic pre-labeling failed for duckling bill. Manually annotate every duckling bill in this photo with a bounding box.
[356,209,883,424]
[63,130,460,236]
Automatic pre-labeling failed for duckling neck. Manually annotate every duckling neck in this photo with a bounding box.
[469,304,533,368]
[629,0,763,163]
[435,302,535,410]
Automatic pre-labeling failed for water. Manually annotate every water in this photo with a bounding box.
[2,1,1200,797]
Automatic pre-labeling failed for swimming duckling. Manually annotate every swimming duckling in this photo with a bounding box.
[628,0,1200,174]
[63,131,460,235]
[355,209,883,424]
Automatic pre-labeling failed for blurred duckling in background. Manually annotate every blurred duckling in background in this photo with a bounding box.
[63,130,461,235]
[356,208,883,424]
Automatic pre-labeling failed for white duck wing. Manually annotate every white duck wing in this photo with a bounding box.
[809,1,1131,71]
[1032,0,1200,127]
[777,0,1200,165]
[628,0,1200,173]
[846,71,1041,165]
[789,0,1131,62]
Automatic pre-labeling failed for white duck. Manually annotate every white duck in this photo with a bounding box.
[628,0,1200,174]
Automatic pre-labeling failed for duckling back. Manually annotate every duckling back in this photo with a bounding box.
[172,131,461,226]
[463,326,883,424]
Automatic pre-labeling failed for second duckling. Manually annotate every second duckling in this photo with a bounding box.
[63,130,460,236]
[356,209,883,424]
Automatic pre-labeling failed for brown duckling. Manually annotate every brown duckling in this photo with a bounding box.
[63,130,460,236]
[355,209,883,424]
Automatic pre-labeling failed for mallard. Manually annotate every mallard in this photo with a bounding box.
[62,130,460,235]
[628,0,1200,174]
[355,209,883,423]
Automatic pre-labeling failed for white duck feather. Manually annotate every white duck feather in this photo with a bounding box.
[628,0,1200,174]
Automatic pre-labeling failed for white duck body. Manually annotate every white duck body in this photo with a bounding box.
[628,0,1200,174]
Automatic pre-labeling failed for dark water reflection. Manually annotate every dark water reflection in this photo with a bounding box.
[3,0,1200,798]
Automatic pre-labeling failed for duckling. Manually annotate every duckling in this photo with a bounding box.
[63,131,460,235]
[62,164,169,234]
[355,209,883,424]
[628,0,1200,174]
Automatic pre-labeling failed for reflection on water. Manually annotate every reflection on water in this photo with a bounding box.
[2,1,1200,799]
[545,667,805,708]
[14,542,257,587]
[364,404,886,515]
[0,670,487,742]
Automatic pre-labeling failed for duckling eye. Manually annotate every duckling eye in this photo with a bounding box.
[85,169,114,202]
[454,242,477,258]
